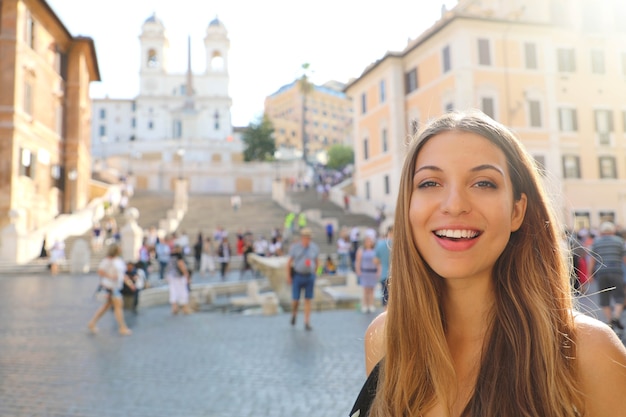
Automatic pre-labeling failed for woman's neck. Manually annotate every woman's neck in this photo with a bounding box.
[443,277,494,340]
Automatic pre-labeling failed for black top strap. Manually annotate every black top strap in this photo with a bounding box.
[349,362,380,417]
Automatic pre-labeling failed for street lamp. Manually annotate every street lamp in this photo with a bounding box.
[274,150,282,180]
[68,169,78,213]
[176,147,185,179]
[100,136,108,169]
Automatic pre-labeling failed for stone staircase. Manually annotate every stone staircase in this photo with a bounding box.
[1,188,378,275]
[175,193,291,252]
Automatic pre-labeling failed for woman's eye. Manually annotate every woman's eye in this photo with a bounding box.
[475,180,496,188]
[417,180,439,188]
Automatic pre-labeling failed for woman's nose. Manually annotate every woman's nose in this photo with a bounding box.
[441,186,471,216]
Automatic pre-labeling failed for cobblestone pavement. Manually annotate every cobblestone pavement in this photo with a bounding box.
[0,271,622,417]
[0,272,373,417]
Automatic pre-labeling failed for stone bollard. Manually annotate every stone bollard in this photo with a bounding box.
[69,238,91,274]
[262,293,279,316]
[121,208,143,262]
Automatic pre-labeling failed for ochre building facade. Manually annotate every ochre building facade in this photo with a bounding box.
[0,0,99,231]
[345,0,626,231]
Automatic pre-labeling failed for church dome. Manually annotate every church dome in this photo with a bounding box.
[143,12,165,28]
[209,16,223,27]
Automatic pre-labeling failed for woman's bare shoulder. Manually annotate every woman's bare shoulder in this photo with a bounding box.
[364,311,387,376]
[574,313,626,413]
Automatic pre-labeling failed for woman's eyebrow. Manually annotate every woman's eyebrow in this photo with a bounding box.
[470,164,504,177]
[414,164,503,176]
[413,165,441,176]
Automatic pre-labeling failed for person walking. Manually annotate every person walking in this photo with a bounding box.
[374,226,392,309]
[199,237,216,277]
[286,228,320,330]
[166,245,191,315]
[297,211,308,231]
[336,228,351,273]
[589,221,625,330]
[216,236,232,281]
[355,234,378,313]
[155,236,171,281]
[87,244,132,336]
[48,240,65,276]
[325,222,334,245]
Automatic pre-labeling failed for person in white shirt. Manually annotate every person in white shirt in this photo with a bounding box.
[87,244,132,336]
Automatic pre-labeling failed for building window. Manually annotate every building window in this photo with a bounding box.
[410,119,419,135]
[363,138,369,160]
[384,175,390,195]
[131,101,136,112]
[442,45,451,73]
[382,128,388,152]
[19,148,35,178]
[405,68,418,94]
[562,155,581,179]
[25,11,35,49]
[379,79,386,103]
[573,211,590,230]
[599,156,617,179]
[51,164,63,189]
[533,155,546,176]
[99,108,106,119]
[365,181,371,200]
[173,120,182,138]
[478,38,491,66]
[481,97,495,119]
[147,49,158,68]
[214,110,220,130]
[24,81,33,115]
[148,121,154,130]
[99,125,106,136]
[582,0,602,32]
[131,118,136,128]
[616,2,626,33]
[594,109,613,145]
[591,49,605,74]
[361,93,367,114]
[53,45,62,74]
[557,48,576,72]
[529,100,542,127]
[55,104,63,136]
[558,108,578,132]
[445,102,454,113]
[524,43,538,69]
[551,0,572,27]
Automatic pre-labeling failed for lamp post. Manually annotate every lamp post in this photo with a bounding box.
[67,169,78,213]
[176,146,185,179]
[100,136,108,170]
[274,150,282,181]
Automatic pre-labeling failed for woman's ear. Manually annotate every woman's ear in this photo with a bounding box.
[511,193,527,232]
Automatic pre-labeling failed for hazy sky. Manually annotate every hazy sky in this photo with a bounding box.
[47,0,458,126]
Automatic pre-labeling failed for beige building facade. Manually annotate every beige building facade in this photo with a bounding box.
[345,0,626,231]
[264,80,353,163]
[0,0,99,231]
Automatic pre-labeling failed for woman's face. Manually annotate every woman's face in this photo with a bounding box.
[409,131,527,283]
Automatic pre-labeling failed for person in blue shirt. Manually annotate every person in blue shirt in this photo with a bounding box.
[374,226,392,310]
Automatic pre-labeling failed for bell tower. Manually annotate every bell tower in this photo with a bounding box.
[204,16,229,73]
[139,13,169,94]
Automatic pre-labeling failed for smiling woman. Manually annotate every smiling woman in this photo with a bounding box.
[350,110,626,417]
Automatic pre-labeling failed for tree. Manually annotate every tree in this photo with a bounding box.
[326,144,354,170]
[242,115,275,162]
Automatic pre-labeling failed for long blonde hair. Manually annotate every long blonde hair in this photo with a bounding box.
[370,111,581,417]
